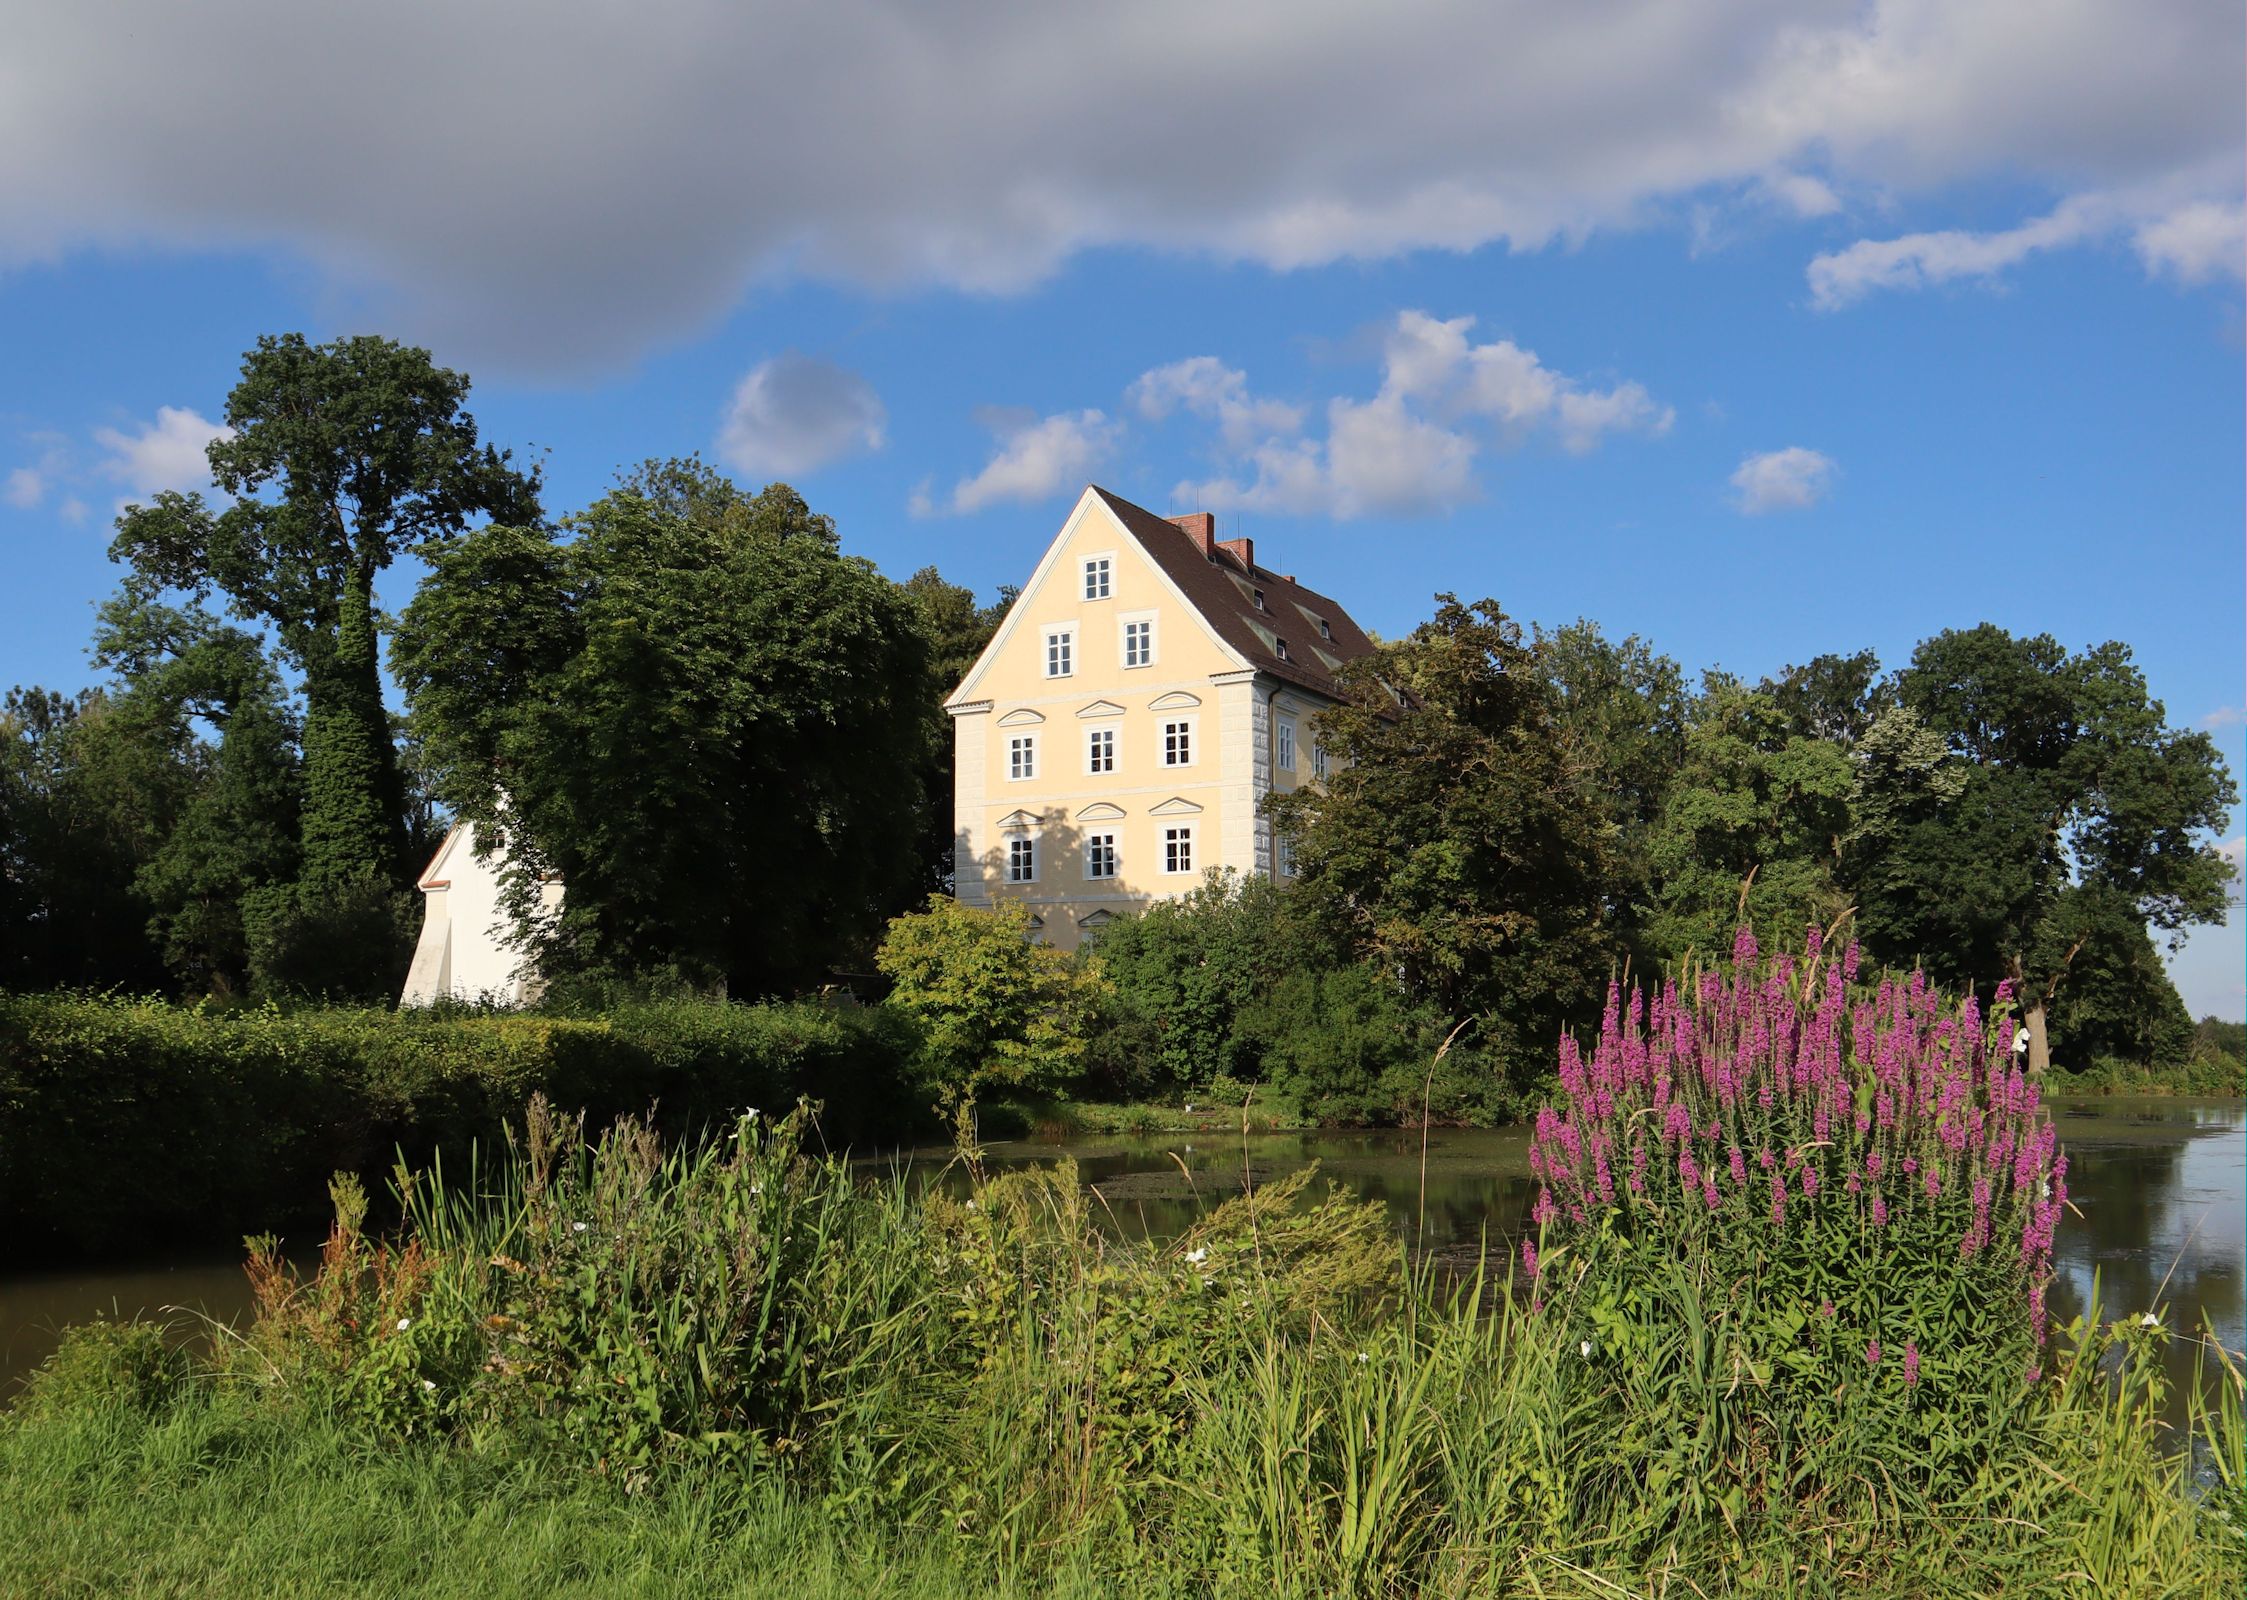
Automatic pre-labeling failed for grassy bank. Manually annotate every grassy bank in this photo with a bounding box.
[2051,1054,2247,1098]
[5,1093,2239,1598]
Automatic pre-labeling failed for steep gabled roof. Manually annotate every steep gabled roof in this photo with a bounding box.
[1089,487,1379,700]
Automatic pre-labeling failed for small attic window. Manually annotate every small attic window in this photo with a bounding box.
[1316,617,1332,640]
[1253,589,1267,611]
[1275,638,1291,662]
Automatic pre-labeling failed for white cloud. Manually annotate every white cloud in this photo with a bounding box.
[1730,446,1836,513]
[93,406,232,499]
[2133,201,2245,284]
[58,497,88,525]
[715,353,885,479]
[927,409,1122,515]
[1808,197,2110,309]
[0,1,2236,370]
[3,467,42,508]
[1126,357,1303,449]
[2202,707,2247,730]
[1166,311,1670,518]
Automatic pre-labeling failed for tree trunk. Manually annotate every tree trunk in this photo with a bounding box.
[2022,1000,2052,1077]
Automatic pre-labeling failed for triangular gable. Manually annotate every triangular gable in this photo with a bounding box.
[1075,699,1126,719]
[996,809,1042,831]
[944,488,1251,707]
[1078,909,1118,929]
[1148,796,1204,817]
[417,824,467,891]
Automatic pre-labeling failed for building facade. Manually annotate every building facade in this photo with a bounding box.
[399,821,562,1006]
[945,486,1379,950]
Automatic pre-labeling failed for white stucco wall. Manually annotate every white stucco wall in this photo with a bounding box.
[399,823,558,1007]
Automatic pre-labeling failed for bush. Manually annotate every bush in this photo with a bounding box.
[1522,927,2063,1546]
[0,991,924,1258]
[876,896,1103,1098]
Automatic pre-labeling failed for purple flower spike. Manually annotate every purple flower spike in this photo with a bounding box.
[1866,1340,1882,1366]
[1902,1342,1919,1388]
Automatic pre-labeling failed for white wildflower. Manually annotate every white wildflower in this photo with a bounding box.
[1580,1340,1594,1359]
[1355,1351,1370,1364]
[745,1107,759,1121]
[1184,1247,1208,1265]
[2140,1312,2161,1328]
[571,1221,589,1234]
[395,1317,412,1332]
[422,1380,437,1392]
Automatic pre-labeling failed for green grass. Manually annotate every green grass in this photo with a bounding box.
[4,1098,2241,1598]
[2051,1054,2246,1097]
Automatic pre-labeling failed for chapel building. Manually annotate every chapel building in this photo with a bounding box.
[945,486,1379,949]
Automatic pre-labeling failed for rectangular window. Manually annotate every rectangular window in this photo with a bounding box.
[1007,837,1036,883]
[1312,741,1329,781]
[1087,727,1115,773]
[1276,720,1296,772]
[1083,557,1111,601]
[1163,720,1192,767]
[1008,735,1036,781]
[1044,629,1073,678]
[1122,618,1153,669]
[1275,834,1295,878]
[1164,826,1194,875]
[1086,832,1117,880]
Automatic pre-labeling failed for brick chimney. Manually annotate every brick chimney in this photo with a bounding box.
[1167,511,1216,557]
[1217,535,1254,572]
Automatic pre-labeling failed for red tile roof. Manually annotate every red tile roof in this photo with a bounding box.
[1091,487,1379,700]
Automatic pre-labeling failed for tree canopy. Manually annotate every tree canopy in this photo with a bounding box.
[394,460,938,997]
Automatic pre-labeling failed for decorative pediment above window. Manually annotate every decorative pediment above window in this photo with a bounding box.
[1274,694,1309,717]
[1076,699,1126,719]
[1148,796,1204,817]
[1077,909,1117,929]
[1076,802,1126,822]
[997,809,1041,832]
[1148,691,1202,711]
[997,708,1046,726]
[1025,914,1046,930]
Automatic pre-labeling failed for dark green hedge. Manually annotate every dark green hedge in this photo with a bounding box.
[0,993,926,1258]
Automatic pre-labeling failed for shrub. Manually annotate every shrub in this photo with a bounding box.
[1521,926,2065,1546]
[875,896,1102,1097]
[0,991,923,1257]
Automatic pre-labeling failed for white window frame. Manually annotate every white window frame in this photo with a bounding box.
[1085,726,1117,775]
[1007,836,1037,884]
[1081,552,1115,602]
[1312,741,1329,781]
[1085,831,1118,880]
[1008,734,1037,781]
[1276,719,1296,773]
[1119,610,1158,670]
[1043,625,1076,679]
[1275,833,1295,878]
[1161,716,1196,768]
[1163,825,1195,875]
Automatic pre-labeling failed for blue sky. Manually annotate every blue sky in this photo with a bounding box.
[2,2,2241,1012]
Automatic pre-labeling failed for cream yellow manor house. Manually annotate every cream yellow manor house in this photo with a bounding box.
[945,486,1379,949]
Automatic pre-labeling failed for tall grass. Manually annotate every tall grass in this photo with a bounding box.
[7,1088,2239,1597]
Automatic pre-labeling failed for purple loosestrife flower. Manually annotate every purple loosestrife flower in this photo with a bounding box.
[1903,1342,1919,1387]
[1871,1193,1889,1226]
[1728,1145,1747,1185]
[1820,1300,1836,1318]
[1702,1178,1722,1211]
[1532,1189,1558,1227]
[1520,1238,1539,1280]
[1866,1340,1882,1367]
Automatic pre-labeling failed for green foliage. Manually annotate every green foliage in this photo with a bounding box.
[395,460,936,996]
[876,895,1101,1096]
[1854,625,2238,1066]
[1641,677,1853,962]
[0,991,922,1257]
[105,334,539,996]
[902,568,1015,892]
[1270,596,1618,1093]
[13,1317,188,1419]
[4,1108,2237,1597]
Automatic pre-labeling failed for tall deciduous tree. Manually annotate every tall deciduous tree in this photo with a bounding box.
[1269,596,1618,1081]
[394,461,936,996]
[1641,678,1854,964]
[1849,625,2235,1071]
[109,334,538,994]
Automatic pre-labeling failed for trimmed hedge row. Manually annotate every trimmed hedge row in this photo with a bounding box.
[0,993,925,1258]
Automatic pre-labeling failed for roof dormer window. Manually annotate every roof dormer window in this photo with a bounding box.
[1253,589,1267,612]
[1275,638,1290,662]
[1317,617,1332,640]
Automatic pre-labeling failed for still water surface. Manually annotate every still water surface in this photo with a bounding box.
[5,1096,2239,1408]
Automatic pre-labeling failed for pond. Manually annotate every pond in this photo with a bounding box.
[5,1095,2240,1418]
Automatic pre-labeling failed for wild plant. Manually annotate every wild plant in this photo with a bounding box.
[1522,926,2067,1546]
